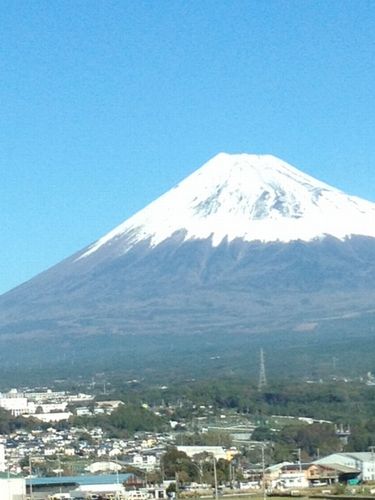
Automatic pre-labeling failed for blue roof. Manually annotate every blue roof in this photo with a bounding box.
[27,473,135,487]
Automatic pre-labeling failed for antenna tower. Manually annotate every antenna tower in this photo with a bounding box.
[258,348,267,391]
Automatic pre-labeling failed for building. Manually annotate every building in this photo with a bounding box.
[271,464,309,490]
[265,463,309,490]
[0,474,26,500]
[307,463,360,485]
[30,412,72,423]
[131,454,158,471]
[87,461,122,474]
[315,452,375,481]
[0,390,28,417]
[27,473,136,495]
[264,462,293,484]
[176,446,227,461]
[0,445,5,473]
[70,483,125,498]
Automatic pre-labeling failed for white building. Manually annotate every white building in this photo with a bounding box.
[0,476,26,500]
[0,390,28,417]
[70,483,125,498]
[87,461,122,474]
[0,445,5,473]
[315,452,375,481]
[66,393,93,403]
[132,454,158,471]
[273,471,309,490]
[39,402,68,413]
[30,412,72,423]
[177,446,227,461]
[26,389,65,401]
[76,407,92,417]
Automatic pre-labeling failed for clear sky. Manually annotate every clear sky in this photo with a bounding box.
[1,0,375,295]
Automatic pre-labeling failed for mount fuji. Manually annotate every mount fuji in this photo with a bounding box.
[2,153,375,371]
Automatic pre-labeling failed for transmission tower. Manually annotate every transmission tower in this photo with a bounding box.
[258,348,267,391]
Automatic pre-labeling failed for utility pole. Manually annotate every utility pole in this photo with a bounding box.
[261,445,266,500]
[369,446,375,480]
[258,348,267,392]
[191,461,203,484]
[7,465,10,500]
[57,454,62,494]
[115,468,120,500]
[232,460,237,489]
[297,448,302,472]
[29,456,33,500]
[175,471,179,500]
[213,457,219,500]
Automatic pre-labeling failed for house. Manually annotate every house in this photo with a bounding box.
[131,454,158,471]
[264,462,293,484]
[266,463,309,490]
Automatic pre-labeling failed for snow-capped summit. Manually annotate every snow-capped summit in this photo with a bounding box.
[80,153,375,259]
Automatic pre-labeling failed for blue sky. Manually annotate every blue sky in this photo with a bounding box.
[1,0,375,294]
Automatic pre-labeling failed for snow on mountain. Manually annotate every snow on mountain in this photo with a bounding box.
[79,153,375,259]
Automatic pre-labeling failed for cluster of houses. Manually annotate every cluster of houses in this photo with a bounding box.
[2,387,375,499]
[0,388,236,479]
[1,425,177,475]
[0,388,172,479]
